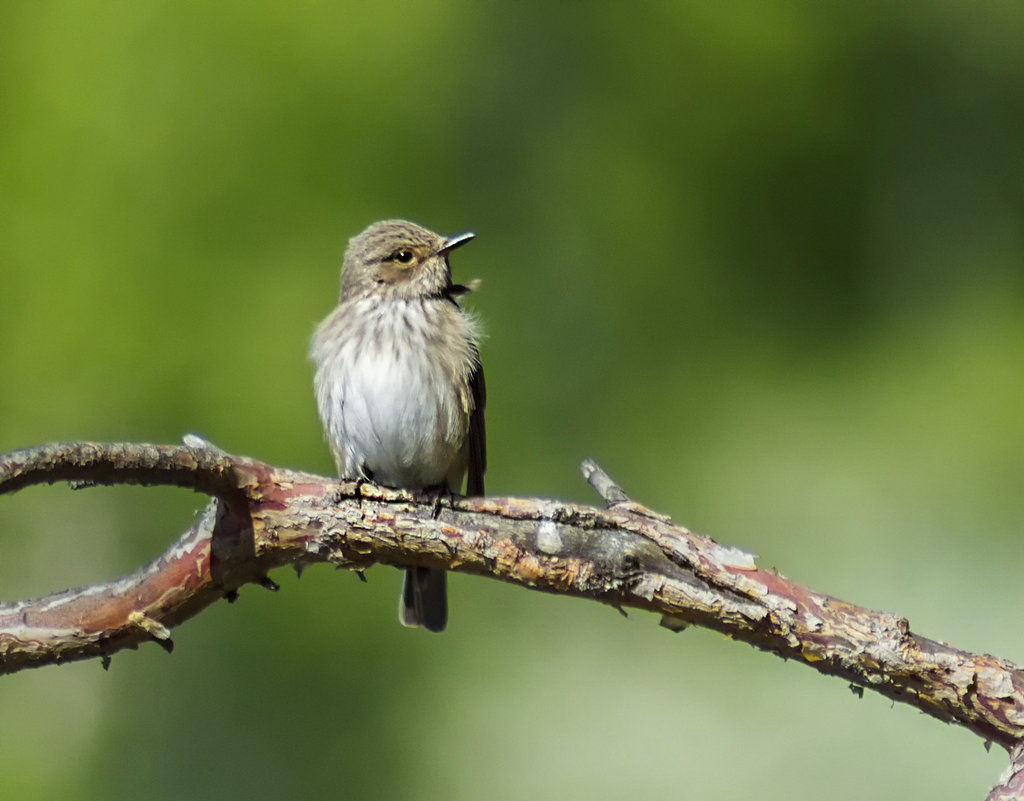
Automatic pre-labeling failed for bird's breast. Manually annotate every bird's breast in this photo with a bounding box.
[313,299,477,488]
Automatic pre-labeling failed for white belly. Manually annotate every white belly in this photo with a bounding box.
[340,346,462,486]
[312,299,473,489]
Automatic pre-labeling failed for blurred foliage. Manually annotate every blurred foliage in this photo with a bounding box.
[2,1,1023,798]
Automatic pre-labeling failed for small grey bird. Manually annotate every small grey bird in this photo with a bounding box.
[311,219,486,632]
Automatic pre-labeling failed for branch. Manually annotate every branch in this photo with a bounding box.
[990,743,1024,801]
[2,440,1023,786]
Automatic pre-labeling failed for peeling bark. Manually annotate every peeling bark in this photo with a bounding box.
[1,440,1022,796]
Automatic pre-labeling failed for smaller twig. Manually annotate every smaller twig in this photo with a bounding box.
[580,458,628,505]
[987,742,1024,800]
[581,459,674,523]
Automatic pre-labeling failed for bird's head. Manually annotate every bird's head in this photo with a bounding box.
[339,219,475,302]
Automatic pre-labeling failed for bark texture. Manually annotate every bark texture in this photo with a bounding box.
[1,440,1022,796]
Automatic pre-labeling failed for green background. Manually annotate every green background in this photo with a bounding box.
[2,2,1023,798]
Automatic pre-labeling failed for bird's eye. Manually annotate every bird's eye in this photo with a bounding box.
[393,250,414,264]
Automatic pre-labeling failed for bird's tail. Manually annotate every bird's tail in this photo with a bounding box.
[399,567,448,633]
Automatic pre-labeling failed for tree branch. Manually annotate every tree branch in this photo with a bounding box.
[2,440,1023,792]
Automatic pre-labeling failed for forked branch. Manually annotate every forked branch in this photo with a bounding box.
[2,439,1023,796]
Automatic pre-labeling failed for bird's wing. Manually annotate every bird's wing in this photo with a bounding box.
[466,358,486,496]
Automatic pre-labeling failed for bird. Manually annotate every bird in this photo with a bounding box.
[310,219,486,632]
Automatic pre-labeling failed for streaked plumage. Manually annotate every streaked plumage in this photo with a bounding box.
[311,220,485,632]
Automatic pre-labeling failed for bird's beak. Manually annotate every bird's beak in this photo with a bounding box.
[436,232,475,257]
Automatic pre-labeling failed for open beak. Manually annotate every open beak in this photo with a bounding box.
[436,232,475,257]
